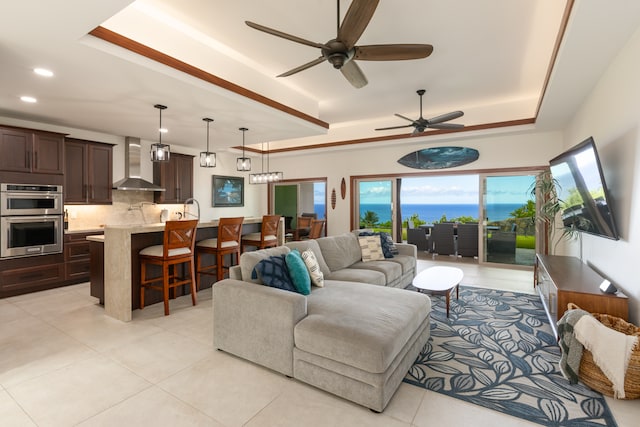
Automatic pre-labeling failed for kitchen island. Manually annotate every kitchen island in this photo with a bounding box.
[90,217,283,322]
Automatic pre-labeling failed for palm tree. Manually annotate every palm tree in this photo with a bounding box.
[360,210,379,228]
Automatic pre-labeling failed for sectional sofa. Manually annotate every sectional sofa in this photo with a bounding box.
[213,232,431,412]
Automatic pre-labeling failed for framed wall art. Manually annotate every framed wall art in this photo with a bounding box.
[212,175,244,207]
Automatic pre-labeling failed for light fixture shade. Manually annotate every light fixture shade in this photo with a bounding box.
[200,117,216,168]
[151,104,170,162]
[236,127,251,171]
[249,171,283,184]
[237,157,251,171]
[150,142,170,162]
[200,152,216,167]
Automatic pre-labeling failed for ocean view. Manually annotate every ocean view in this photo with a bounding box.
[313,203,523,223]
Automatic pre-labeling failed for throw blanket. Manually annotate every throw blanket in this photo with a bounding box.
[574,315,639,398]
[557,308,591,384]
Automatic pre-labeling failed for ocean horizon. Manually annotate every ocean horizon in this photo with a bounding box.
[314,203,524,223]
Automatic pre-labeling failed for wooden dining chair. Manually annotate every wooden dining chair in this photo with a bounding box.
[295,216,313,240]
[241,215,281,252]
[306,219,326,239]
[195,217,244,286]
[139,219,199,316]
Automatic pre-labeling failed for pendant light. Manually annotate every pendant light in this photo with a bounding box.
[236,127,251,171]
[199,117,216,167]
[249,141,283,184]
[150,104,170,162]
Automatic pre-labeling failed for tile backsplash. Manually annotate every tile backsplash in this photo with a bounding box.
[64,190,185,231]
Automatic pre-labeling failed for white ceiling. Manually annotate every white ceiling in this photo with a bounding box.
[1,1,640,154]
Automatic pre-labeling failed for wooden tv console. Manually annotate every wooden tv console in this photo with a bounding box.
[534,254,628,338]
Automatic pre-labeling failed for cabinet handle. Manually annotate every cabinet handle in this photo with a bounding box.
[34,151,38,169]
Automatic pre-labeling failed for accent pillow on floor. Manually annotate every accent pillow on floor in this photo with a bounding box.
[301,249,324,287]
[252,255,296,293]
[285,249,311,295]
[358,235,384,262]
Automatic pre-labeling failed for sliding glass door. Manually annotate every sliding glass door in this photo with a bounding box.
[356,179,395,236]
[481,173,538,266]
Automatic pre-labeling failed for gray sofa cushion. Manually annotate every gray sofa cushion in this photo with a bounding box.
[285,239,331,277]
[240,246,291,283]
[348,260,402,284]
[386,254,415,275]
[294,281,431,373]
[325,268,386,286]
[316,233,362,271]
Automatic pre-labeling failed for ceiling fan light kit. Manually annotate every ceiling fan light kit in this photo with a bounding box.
[375,89,465,135]
[246,0,432,88]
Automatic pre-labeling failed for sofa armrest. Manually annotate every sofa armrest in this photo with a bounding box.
[395,242,417,258]
[213,279,307,376]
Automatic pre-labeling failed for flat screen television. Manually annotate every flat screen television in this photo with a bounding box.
[549,136,619,240]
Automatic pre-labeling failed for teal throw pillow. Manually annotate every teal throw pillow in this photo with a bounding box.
[252,255,296,293]
[285,249,311,295]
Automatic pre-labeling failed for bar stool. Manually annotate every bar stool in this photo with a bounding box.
[139,219,198,316]
[241,215,281,253]
[195,216,244,286]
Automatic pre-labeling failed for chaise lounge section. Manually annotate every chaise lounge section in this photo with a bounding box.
[213,234,431,412]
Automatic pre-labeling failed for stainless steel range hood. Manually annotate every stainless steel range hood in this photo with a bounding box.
[113,137,165,191]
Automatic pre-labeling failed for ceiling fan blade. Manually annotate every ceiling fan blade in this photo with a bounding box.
[340,60,368,88]
[277,56,327,77]
[428,123,465,130]
[246,21,329,50]
[394,113,417,123]
[338,0,380,49]
[375,124,414,131]
[354,44,434,61]
[427,110,464,125]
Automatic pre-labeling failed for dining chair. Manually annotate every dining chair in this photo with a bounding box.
[195,216,244,286]
[139,219,198,316]
[295,216,313,240]
[456,223,479,257]
[430,223,456,256]
[306,219,326,239]
[241,215,281,252]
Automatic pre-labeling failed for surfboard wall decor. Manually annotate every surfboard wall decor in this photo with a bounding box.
[398,146,479,169]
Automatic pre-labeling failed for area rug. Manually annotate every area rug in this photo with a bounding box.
[404,286,617,427]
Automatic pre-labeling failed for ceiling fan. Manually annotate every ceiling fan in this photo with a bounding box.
[245,0,433,88]
[375,89,465,135]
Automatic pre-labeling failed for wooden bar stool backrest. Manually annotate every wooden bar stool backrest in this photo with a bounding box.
[195,216,244,285]
[307,219,326,239]
[241,215,281,252]
[296,216,312,240]
[139,219,199,316]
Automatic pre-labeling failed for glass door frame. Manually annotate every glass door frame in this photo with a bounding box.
[352,178,398,239]
[479,169,546,268]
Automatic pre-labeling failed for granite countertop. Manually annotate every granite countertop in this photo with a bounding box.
[103,217,264,234]
[65,228,105,234]
[86,234,105,243]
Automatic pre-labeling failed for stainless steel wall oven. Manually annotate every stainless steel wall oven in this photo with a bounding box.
[1,184,63,258]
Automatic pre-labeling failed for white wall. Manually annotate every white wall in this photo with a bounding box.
[268,129,563,235]
[561,25,640,324]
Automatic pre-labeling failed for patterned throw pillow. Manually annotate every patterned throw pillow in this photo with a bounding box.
[358,235,384,262]
[301,249,324,287]
[251,255,296,293]
[285,249,311,295]
[359,231,396,258]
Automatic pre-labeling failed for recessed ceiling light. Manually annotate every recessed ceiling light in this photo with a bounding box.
[33,68,54,77]
[20,96,37,103]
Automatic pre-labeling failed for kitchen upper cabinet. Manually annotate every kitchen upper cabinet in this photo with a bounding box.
[0,126,64,174]
[153,152,194,204]
[64,138,113,204]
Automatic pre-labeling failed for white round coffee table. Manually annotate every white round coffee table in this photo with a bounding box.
[412,266,464,317]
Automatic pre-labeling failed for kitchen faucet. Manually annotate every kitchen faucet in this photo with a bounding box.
[183,198,200,220]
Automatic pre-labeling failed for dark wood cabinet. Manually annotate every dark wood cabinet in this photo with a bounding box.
[0,125,64,174]
[64,231,102,283]
[64,138,113,204]
[0,254,65,298]
[534,254,629,338]
[153,152,194,204]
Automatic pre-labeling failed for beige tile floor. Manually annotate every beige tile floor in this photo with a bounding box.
[1,259,638,426]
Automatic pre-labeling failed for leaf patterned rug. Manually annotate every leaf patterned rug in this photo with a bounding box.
[404,286,617,427]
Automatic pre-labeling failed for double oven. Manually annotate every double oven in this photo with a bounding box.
[0,183,63,259]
